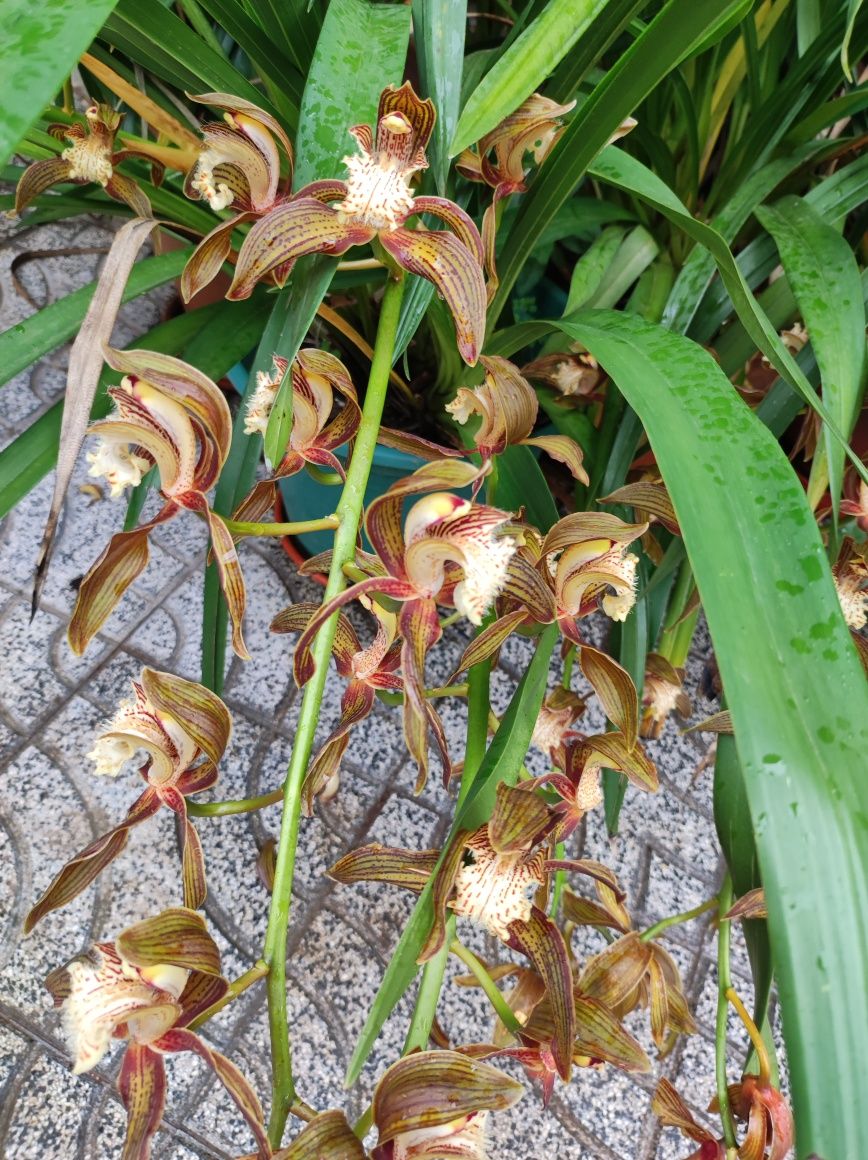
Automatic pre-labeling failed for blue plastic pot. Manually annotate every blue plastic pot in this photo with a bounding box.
[279,439,431,557]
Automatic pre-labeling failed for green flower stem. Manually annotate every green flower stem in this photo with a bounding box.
[657,556,698,666]
[376,683,469,707]
[403,914,455,1054]
[716,874,738,1150]
[222,515,340,537]
[561,644,576,690]
[187,789,283,817]
[187,960,268,1030]
[639,897,717,941]
[353,1103,374,1141]
[262,272,406,1148]
[449,940,523,1036]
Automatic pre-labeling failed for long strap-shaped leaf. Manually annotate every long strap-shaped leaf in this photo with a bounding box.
[32,216,157,616]
[587,145,868,488]
[558,308,868,1160]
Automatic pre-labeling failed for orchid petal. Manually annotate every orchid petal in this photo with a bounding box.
[24,789,161,933]
[117,908,222,976]
[377,426,464,461]
[183,495,249,659]
[523,434,589,483]
[574,996,651,1072]
[329,843,439,892]
[508,908,575,1081]
[292,576,414,687]
[273,1111,366,1160]
[104,347,232,468]
[599,481,681,535]
[380,226,486,365]
[399,598,443,791]
[418,832,470,963]
[106,173,152,219]
[156,1028,269,1157]
[13,157,72,213]
[271,601,360,676]
[119,1044,167,1160]
[450,610,529,681]
[189,92,294,174]
[652,1078,713,1143]
[175,971,229,1027]
[488,783,551,854]
[377,82,437,161]
[161,788,207,908]
[181,213,252,303]
[139,668,231,766]
[228,198,371,299]
[578,932,652,1009]
[541,512,648,556]
[411,196,485,266]
[580,645,639,748]
[68,523,154,656]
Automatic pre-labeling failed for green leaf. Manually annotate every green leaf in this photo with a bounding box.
[493,445,559,534]
[292,0,411,189]
[755,196,866,526]
[0,250,190,389]
[713,733,775,1080]
[558,308,868,1160]
[345,622,559,1086]
[411,0,467,193]
[487,0,749,326]
[586,146,868,488]
[450,0,611,156]
[841,0,866,78]
[102,1,281,121]
[0,0,120,168]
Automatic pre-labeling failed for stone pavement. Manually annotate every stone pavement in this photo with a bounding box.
[0,217,776,1159]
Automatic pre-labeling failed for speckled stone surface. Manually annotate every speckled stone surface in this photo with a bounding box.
[0,218,779,1159]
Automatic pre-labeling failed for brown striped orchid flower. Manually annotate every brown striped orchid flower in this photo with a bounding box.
[181,93,294,301]
[25,670,231,932]
[233,349,361,523]
[332,783,623,1082]
[226,83,487,364]
[445,356,588,487]
[371,1050,524,1160]
[531,730,656,840]
[46,909,269,1159]
[455,94,576,298]
[542,512,648,644]
[641,653,692,739]
[271,599,402,813]
[292,460,519,788]
[711,1076,794,1160]
[69,346,249,659]
[11,103,154,219]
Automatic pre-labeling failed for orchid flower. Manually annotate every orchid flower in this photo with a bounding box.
[530,686,587,760]
[522,351,603,402]
[455,94,576,298]
[181,92,294,301]
[577,928,697,1056]
[456,96,635,298]
[370,1050,524,1160]
[332,782,622,1081]
[70,346,249,658]
[233,349,361,523]
[25,669,231,931]
[445,356,588,486]
[226,83,487,364]
[12,103,153,218]
[712,1076,795,1160]
[292,460,521,788]
[640,653,692,739]
[271,598,402,812]
[542,512,648,643]
[47,909,269,1159]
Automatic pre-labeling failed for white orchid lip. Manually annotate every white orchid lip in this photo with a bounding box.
[88,682,198,787]
[393,1111,488,1160]
[337,148,416,231]
[451,831,546,941]
[86,439,151,498]
[189,151,234,211]
[62,138,113,186]
[403,494,518,626]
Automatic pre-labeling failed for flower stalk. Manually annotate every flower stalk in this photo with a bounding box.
[639,897,717,942]
[716,874,738,1150]
[188,960,269,1030]
[449,940,524,1036]
[221,515,340,537]
[262,270,407,1148]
